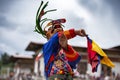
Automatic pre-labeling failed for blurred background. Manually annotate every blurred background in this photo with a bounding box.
[0,0,120,80]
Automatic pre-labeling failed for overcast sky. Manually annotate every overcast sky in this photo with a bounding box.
[0,0,120,55]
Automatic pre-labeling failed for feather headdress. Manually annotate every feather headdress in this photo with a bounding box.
[34,1,57,38]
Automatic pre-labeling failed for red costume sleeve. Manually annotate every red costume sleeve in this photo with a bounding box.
[63,29,76,39]
[58,29,81,69]
[63,45,81,69]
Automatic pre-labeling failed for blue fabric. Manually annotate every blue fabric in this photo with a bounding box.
[68,56,81,69]
[43,32,81,78]
[43,33,60,78]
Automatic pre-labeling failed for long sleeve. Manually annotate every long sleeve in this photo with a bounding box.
[63,29,76,39]
[63,45,81,69]
[43,33,60,77]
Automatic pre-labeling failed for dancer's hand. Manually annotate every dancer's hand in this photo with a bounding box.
[75,29,87,37]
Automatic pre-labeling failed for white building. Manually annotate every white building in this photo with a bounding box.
[26,42,120,79]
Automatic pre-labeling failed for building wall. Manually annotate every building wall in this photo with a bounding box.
[26,42,120,79]
[112,62,120,75]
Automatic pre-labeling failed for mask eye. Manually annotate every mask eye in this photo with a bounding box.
[54,25,62,29]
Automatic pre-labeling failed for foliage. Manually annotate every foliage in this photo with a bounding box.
[0,52,13,67]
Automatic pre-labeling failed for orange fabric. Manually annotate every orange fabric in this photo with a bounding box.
[63,45,80,62]
[64,30,71,39]
[64,29,76,39]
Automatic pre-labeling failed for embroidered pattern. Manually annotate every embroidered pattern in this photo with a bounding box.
[50,50,73,76]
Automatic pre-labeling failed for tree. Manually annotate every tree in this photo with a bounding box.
[0,52,14,67]
[1,52,10,65]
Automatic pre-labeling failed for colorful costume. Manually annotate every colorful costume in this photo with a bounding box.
[43,29,81,79]
[87,36,115,72]
[34,1,115,80]
[34,1,84,80]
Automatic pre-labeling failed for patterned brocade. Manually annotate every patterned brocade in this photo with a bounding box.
[50,50,73,76]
